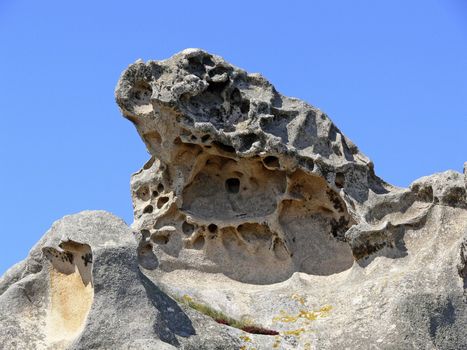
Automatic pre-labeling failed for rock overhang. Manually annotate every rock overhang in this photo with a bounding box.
[115,48,402,283]
[0,49,466,350]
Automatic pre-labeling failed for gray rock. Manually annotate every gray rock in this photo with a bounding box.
[0,211,227,349]
[411,170,466,208]
[114,49,467,349]
[1,49,466,349]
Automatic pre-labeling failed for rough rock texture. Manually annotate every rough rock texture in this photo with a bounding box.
[0,211,241,350]
[1,49,466,349]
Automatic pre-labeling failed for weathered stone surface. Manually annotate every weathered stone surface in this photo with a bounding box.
[115,48,391,284]
[1,49,466,349]
[114,49,467,349]
[0,211,233,350]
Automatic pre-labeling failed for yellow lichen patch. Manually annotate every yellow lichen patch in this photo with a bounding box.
[240,335,252,342]
[283,327,306,336]
[45,266,94,347]
[273,305,333,323]
[304,342,312,350]
[291,293,306,305]
[273,310,300,323]
[182,294,193,303]
[319,304,332,315]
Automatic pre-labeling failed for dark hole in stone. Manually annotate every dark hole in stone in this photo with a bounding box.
[131,81,152,102]
[186,57,207,77]
[202,55,215,67]
[298,157,314,172]
[230,88,242,104]
[136,185,150,201]
[240,99,250,114]
[190,135,197,141]
[263,156,280,168]
[182,221,195,235]
[206,80,229,94]
[141,229,151,240]
[335,172,345,189]
[142,243,152,252]
[330,216,350,241]
[201,135,211,143]
[153,235,169,245]
[208,224,218,233]
[213,141,235,153]
[143,205,154,214]
[157,183,164,193]
[152,190,158,197]
[225,178,240,194]
[208,66,229,78]
[238,133,258,152]
[157,196,169,209]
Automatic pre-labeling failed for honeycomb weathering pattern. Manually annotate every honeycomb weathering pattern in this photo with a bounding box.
[1,50,466,350]
[115,49,402,283]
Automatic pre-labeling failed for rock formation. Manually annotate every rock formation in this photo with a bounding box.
[1,49,466,349]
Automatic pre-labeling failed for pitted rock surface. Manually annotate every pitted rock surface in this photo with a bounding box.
[1,49,466,350]
[115,49,401,284]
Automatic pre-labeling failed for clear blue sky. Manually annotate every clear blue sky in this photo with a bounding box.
[1,1,466,275]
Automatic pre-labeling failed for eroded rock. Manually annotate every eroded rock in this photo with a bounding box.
[0,211,199,350]
[115,49,392,284]
[114,49,466,349]
[1,49,466,350]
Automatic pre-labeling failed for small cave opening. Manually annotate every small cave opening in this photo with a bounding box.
[182,221,195,235]
[208,224,218,233]
[143,205,154,214]
[240,99,250,114]
[130,81,152,104]
[157,196,169,209]
[136,185,150,201]
[212,141,235,153]
[141,229,151,240]
[263,156,280,168]
[225,178,240,194]
[153,235,169,245]
[335,172,345,189]
[201,134,211,143]
[181,155,286,222]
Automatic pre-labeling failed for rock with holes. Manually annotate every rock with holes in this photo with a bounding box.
[0,211,221,350]
[114,49,467,349]
[1,49,466,350]
[115,48,379,284]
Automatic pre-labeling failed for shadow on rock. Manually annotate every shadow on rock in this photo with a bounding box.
[139,270,196,344]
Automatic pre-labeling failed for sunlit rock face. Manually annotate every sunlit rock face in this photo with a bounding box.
[115,49,391,284]
[114,50,467,349]
[1,50,466,350]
